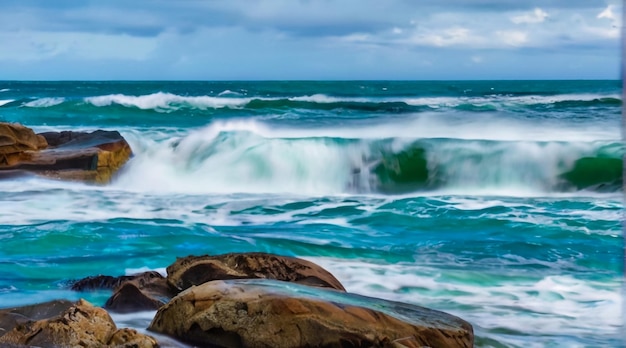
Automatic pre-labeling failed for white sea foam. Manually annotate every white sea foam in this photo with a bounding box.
[306,257,622,346]
[0,88,10,92]
[289,94,369,103]
[0,99,14,106]
[85,92,251,111]
[23,97,65,108]
[167,115,617,142]
[105,119,621,196]
[404,93,621,107]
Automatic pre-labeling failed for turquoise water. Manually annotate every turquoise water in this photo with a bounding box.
[0,81,622,347]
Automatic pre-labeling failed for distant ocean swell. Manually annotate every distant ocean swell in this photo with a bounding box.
[0,92,621,113]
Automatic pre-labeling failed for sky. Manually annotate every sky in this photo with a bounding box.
[0,0,622,80]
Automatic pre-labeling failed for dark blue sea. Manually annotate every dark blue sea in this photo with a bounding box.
[0,80,622,347]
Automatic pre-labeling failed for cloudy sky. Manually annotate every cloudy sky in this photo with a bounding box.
[0,0,621,80]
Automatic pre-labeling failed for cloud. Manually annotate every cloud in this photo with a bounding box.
[0,0,621,79]
[496,31,529,46]
[511,8,549,24]
[597,5,615,20]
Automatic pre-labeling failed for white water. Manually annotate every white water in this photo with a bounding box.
[106,119,620,196]
[23,97,65,108]
[85,92,253,111]
[72,91,624,112]
[307,257,622,347]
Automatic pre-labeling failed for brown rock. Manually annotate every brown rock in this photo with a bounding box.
[105,281,166,313]
[0,299,158,347]
[167,252,346,292]
[0,123,47,166]
[71,271,175,313]
[108,328,159,348]
[71,271,167,291]
[150,280,473,348]
[0,300,74,338]
[0,123,132,184]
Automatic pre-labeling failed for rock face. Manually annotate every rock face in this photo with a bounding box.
[0,299,158,347]
[0,123,48,166]
[167,252,346,292]
[0,123,132,183]
[149,279,474,348]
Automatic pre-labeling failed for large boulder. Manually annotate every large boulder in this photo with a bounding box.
[149,279,474,348]
[0,299,158,347]
[167,252,346,292]
[0,123,132,183]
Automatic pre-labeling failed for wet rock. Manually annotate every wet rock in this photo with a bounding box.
[0,299,158,347]
[149,279,474,348]
[0,123,132,184]
[167,252,346,292]
[0,300,74,338]
[104,281,167,313]
[72,271,175,313]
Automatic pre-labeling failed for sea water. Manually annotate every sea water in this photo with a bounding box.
[0,80,622,347]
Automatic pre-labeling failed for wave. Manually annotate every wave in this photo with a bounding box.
[23,97,65,108]
[112,121,623,195]
[0,89,10,92]
[0,99,14,107]
[84,92,252,111]
[2,92,620,113]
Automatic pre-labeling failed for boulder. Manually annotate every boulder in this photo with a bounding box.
[149,279,474,348]
[0,123,132,183]
[167,252,346,292]
[71,271,175,313]
[0,299,158,347]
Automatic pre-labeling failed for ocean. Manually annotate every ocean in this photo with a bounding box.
[0,80,622,347]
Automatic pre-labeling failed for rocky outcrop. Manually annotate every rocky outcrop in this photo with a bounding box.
[0,123,48,166]
[149,279,474,348]
[0,299,158,347]
[0,123,132,183]
[72,271,176,313]
[167,252,346,292]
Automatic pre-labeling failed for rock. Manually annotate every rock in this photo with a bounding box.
[0,300,74,338]
[104,281,167,313]
[71,271,166,291]
[0,123,132,184]
[71,271,175,313]
[167,252,346,292]
[149,279,474,348]
[108,328,160,348]
[0,299,158,347]
[0,123,47,166]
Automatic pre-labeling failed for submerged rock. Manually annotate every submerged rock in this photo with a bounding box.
[0,122,132,183]
[149,279,474,348]
[167,252,346,292]
[0,299,158,347]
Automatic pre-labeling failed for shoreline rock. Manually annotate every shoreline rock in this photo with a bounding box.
[6,252,475,347]
[0,299,158,347]
[149,279,474,348]
[167,252,346,292]
[0,123,132,183]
